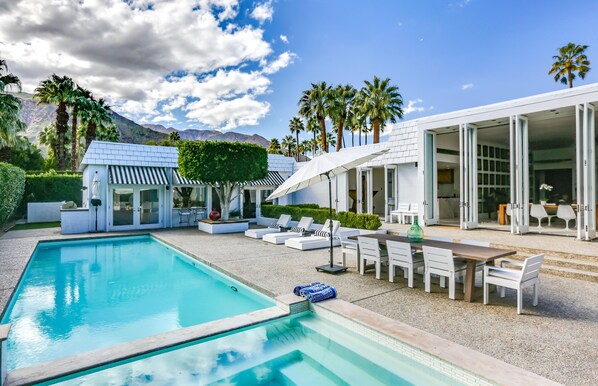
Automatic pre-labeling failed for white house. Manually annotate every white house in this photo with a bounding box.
[61,141,296,234]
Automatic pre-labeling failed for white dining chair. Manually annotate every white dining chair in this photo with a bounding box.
[358,236,388,280]
[387,240,424,288]
[422,246,467,300]
[556,205,576,230]
[390,202,410,224]
[403,203,419,224]
[339,230,360,269]
[530,204,548,229]
[483,254,544,314]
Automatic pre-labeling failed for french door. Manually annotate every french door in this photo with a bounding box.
[576,103,596,240]
[384,165,398,222]
[110,186,163,230]
[509,115,529,234]
[243,188,274,220]
[422,131,438,225]
[459,123,478,229]
[356,168,373,214]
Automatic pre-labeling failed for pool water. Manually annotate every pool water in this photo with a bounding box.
[1,235,274,370]
[49,313,465,386]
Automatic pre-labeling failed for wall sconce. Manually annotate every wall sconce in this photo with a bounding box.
[81,186,88,192]
[165,185,170,190]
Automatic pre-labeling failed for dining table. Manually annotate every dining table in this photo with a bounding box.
[352,234,517,302]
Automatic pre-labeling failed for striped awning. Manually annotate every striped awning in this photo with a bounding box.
[173,169,204,185]
[246,171,286,187]
[109,165,169,185]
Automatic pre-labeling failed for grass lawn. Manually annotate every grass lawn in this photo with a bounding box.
[9,222,61,231]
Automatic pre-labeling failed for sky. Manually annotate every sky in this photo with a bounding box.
[1,0,598,143]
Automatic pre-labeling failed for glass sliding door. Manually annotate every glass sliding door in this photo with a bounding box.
[243,189,257,219]
[423,131,438,225]
[110,186,162,230]
[356,168,372,214]
[258,189,274,218]
[576,103,596,240]
[139,188,160,226]
[385,166,397,222]
[112,188,134,228]
[459,123,478,229]
[510,115,529,234]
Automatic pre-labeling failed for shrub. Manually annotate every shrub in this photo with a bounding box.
[287,203,320,209]
[335,211,381,230]
[0,163,26,226]
[261,204,333,225]
[18,170,82,214]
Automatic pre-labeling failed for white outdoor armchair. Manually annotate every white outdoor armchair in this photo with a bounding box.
[387,240,424,288]
[483,254,544,314]
[390,202,410,224]
[340,230,360,269]
[358,236,388,279]
[422,246,467,300]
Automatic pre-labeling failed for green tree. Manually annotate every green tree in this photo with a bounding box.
[549,42,591,88]
[288,116,304,161]
[301,139,312,158]
[81,97,112,152]
[317,132,336,149]
[34,74,75,170]
[329,84,356,151]
[38,123,71,168]
[97,124,120,142]
[0,59,25,147]
[168,131,181,142]
[360,76,404,144]
[299,82,331,152]
[267,137,282,154]
[145,140,157,146]
[67,86,92,170]
[2,137,45,170]
[281,135,296,157]
[178,141,267,220]
[304,116,319,157]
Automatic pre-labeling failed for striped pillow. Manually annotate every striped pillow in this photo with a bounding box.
[290,226,304,233]
[270,221,279,228]
[314,230,330,238]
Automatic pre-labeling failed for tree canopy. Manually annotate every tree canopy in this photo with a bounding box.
[549,42,591,88]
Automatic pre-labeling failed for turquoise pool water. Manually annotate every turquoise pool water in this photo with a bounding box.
[48,313,465,385]
[1,235,274,370]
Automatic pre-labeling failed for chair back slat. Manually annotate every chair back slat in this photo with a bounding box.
[409,203,419,211]
[422,246,454,272]
[397,202,410,211]
[521,254,544,282]
[358,236,382,259]
[386,240,413,264]
[297,217,314,230]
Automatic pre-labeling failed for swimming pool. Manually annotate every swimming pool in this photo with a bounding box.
[1,235,274,370]
[46,312,468,385]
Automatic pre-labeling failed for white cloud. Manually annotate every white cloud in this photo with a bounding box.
[151,113,177,123]
[280,34,289,44]
[0,0,293,131]
[250,1,273,24]
[185,95,270,131]
[403,99,427,115]
[461,83,474,90]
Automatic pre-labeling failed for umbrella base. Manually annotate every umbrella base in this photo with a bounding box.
[315,264,348,274]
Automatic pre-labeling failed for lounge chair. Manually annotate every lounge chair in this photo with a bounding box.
[284,220,341,251]
[262,217,313,245]
[244,214,292,239]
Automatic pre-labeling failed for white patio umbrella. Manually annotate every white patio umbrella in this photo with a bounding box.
[267,145,389,273]
[91,172,101,200]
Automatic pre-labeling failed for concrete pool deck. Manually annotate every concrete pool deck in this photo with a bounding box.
[1,227,597,385]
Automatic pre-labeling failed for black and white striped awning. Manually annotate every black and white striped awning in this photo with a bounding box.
[109,165,169,185]
[245,171,286,187]
[172,169,204,185]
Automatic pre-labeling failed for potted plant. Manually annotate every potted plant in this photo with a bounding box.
[539,184,553,205]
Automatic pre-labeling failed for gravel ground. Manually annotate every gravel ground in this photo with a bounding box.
[1,227,597,385]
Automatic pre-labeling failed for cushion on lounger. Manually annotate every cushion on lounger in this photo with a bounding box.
[290,226,305,233]
[313,230,330,238]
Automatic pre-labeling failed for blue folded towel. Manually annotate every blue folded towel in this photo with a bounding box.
[293,282,322,296]
[299,283,328,297]
[305,286,337,303]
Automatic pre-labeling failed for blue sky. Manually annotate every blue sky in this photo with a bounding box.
[2,0,597,143]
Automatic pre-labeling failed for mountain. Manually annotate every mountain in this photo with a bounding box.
[143,124,270,148]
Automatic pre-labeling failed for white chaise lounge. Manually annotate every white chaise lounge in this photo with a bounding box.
[262,217,313,245]
[284,220,341,251]
[244,214,292,239]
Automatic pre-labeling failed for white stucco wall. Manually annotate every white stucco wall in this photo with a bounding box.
[398,163,419,204]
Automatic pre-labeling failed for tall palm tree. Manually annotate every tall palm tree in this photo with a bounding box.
[81,97,112,152]
[549,43,591,88]
[328,84,356,151]
[360,76,404,144]
[67,86,92,170]
[34,74,75,170]
[298,82,332,152]
[317,132,336,150]
[281,135,296,157]
[0,59,25,147]
[267,138,282,154]
[301,140,312,158]
[304,116,319,157]
[288,116,304,161]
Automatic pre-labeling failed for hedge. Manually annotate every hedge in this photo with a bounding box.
[261,204,333,225]
[0,163,26,226]
[261,205,382,230]
[18,171,83,214]
[286,203,320,209]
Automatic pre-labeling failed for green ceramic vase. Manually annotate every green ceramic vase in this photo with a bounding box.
[407,217,424,243]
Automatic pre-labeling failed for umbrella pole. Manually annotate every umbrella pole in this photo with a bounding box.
[315,172,348,274]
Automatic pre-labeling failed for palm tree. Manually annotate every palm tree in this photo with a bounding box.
[360,76,404,144]
[97,124,120,142]
[301,139,312,158]
[267,138,282,154]
[549,43,591,88]
[304,116,319,157]
[281,135,296,157]
[362,122,371,145]
[81,97,112,152]
[67,86,92,170]
[298,82,331,152]
[317,132,336,150]
[328,84,356,151]
[288,116,304,161]
[34,74,75,170]
[0,59,25,147]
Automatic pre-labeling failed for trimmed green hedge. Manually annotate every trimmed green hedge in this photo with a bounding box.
[261,204,333,225]
[261,205,381,230]
[0,163,26,226]
[18,171,83,214]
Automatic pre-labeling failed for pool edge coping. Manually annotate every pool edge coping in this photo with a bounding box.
[313,299,562,386]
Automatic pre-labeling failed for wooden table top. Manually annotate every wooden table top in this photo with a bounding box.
[352,233,517,262]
